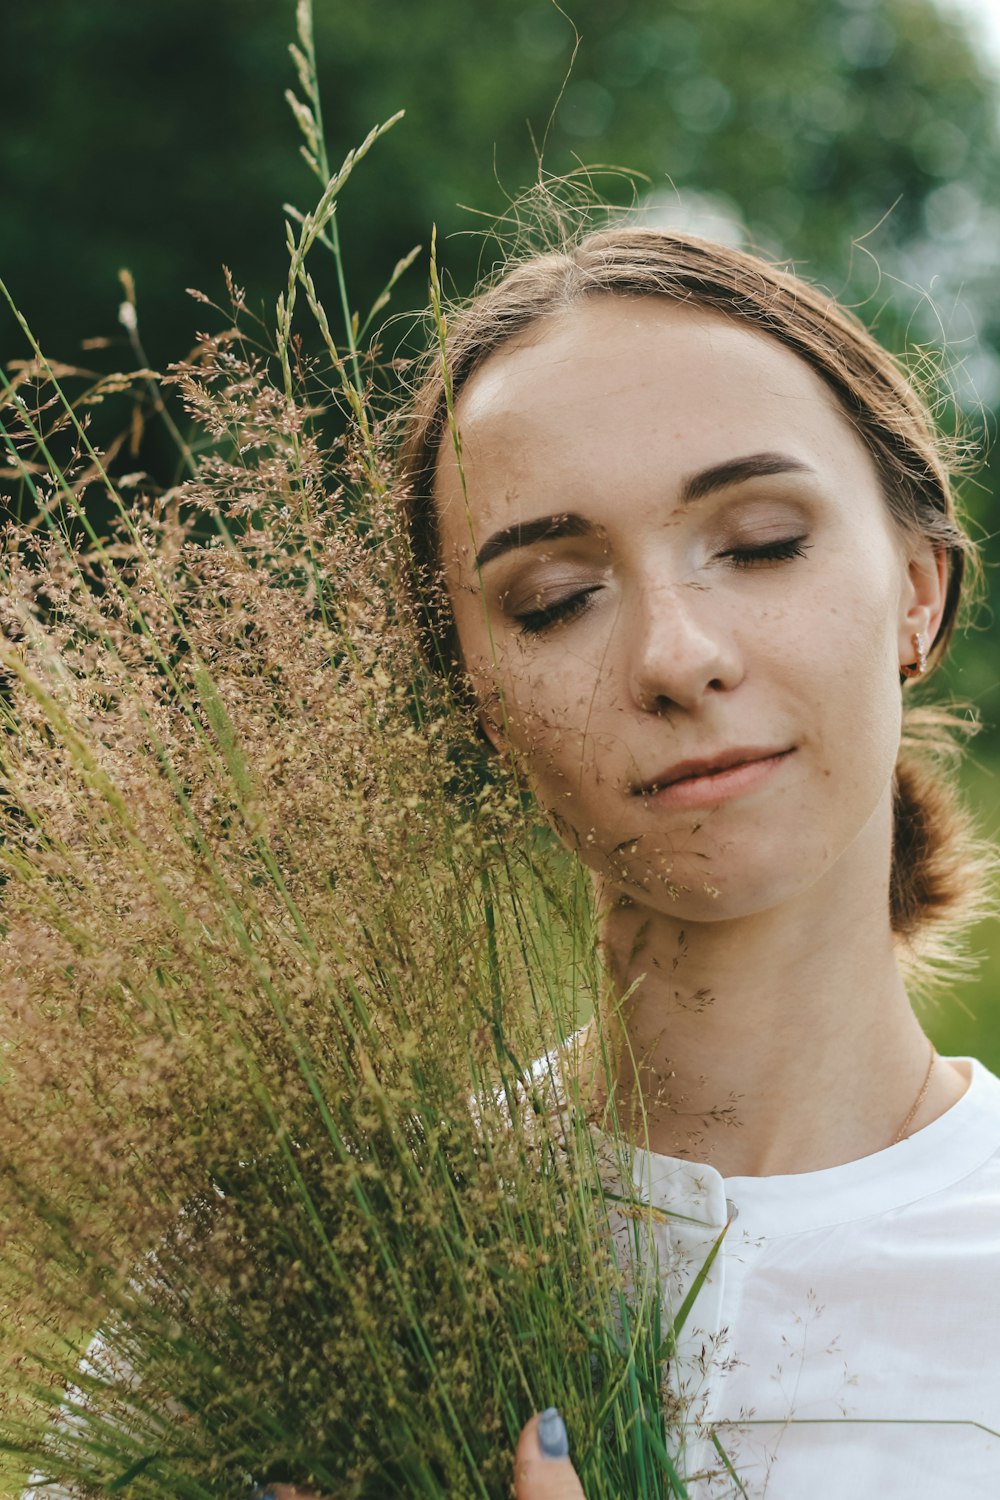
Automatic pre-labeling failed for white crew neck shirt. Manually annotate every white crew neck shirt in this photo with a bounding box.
[624,1056,1000,1498]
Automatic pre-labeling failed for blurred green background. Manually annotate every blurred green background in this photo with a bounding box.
[2,0,998,1057]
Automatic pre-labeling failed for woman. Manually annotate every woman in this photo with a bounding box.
[28,229,996,1500]
[395,229,1000,1497]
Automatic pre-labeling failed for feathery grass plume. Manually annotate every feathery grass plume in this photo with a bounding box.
[0,7,725,1496]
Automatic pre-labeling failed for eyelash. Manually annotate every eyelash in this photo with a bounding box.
[512,536,811,635]
[723,536,811,569]
[515,588,601,635]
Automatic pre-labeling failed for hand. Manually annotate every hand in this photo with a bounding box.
[253,1408,586,1500]
[514,1408,586,1500]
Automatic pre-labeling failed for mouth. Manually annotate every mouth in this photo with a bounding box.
[632,746,795,806]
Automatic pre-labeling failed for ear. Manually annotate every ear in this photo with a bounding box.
[476,692,507,755]
[898,539,948,670]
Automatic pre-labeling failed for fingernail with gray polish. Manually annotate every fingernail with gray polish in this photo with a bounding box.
[538,1406,569,1459]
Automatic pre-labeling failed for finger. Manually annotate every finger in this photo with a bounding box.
[514,1408,586,1500]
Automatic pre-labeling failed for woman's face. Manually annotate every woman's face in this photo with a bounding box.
[434,296,941,922]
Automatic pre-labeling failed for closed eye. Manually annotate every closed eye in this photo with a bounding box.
[514,586,602,635]
[722,536,811,569]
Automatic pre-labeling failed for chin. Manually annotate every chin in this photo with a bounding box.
[595,833,833,925]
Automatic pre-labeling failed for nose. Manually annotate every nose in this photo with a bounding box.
[627,576,744,713]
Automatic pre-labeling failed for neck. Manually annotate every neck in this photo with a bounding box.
[593,849,963,1177]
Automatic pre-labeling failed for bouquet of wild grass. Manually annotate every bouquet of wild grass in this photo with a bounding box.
[0,8,722,1496]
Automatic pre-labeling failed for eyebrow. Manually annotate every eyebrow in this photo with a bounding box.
[474,512,592,569]
[473,451,815,570]
[680,451,814,503]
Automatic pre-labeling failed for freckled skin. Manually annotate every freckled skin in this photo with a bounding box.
[435,297,945,926]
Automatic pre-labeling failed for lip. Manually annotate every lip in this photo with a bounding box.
[633,746,794,808]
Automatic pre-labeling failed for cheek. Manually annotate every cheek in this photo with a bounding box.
[468,646,621,838]
[790,573,905,804]
[493,657,598,775]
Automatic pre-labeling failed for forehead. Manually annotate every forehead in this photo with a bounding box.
[436,296,878,540]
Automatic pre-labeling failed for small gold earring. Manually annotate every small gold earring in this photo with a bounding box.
[903,631,928,679]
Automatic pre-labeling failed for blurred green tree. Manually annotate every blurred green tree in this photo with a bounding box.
[4,0,998,390]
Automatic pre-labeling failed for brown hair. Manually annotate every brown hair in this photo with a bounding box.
[397,227,989,964]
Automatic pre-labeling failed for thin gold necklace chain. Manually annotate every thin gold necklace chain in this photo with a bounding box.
[891,1041,937,1146]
